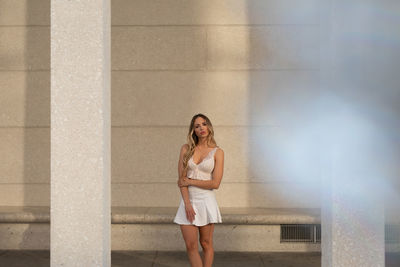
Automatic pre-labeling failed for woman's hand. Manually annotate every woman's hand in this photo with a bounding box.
[185,203,196,223]
[178,177,191,187]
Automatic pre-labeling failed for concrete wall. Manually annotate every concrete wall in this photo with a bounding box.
[0,0,50,206]
[0,0,321,208]
[111,0,321,208]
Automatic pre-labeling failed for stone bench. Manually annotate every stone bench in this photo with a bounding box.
[0,206,50,223]
[2,207,398,252]
[111,207,321,224]
[0,206,321,251]
[0,206,320,224]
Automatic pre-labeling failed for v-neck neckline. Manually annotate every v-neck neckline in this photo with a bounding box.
[191,147,217,165]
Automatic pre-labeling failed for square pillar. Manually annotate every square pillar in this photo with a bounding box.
[321,140,386,267]
[319,0,397,266]
[51,1,111,266]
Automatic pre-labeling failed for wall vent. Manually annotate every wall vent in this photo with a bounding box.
[281,224,399,244]
[280,224,321,243]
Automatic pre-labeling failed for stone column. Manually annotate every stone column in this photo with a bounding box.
[51,1,111,266]
[320,0,393,266]
[321,134,386,267]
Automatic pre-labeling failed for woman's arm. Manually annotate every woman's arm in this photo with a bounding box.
[179,181,191,206]
[179,148,224,190]
[177,144,196,222]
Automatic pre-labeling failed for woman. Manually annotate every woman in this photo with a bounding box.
[173,113,224,267]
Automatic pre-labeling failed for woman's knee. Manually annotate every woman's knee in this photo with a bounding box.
[200,238,213,250]
[185,240,198,252]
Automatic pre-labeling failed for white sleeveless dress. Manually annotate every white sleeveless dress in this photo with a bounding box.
[173,146,222,226]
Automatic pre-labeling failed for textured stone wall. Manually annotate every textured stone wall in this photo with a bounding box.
[0,0,50,206]
[0,0,321,208]
[110,0,321,208]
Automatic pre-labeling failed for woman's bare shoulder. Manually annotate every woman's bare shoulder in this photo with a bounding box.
[181,144,189,152]
[215,147,224,155]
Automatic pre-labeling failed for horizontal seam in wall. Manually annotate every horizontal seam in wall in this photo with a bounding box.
[0,23,319,28]
[0,70,50,72]
[0,69,319,72]
[0,183,49,185]
[0,125,308,129]
[111,24,319,27]
[112,181,320,185]
[111,68,320,72]
[111,125,284,128]
[0,69,320,72]
[0,181,321,185]
[0,126,49,129]
[0,25,49,27]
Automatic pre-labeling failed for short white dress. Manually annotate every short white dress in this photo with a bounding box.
[173,146,222,226]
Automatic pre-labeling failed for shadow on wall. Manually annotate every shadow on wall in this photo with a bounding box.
[21,0,50,249]
[110,0,205,208]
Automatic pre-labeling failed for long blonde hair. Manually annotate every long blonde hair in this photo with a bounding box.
[182,114,217,172]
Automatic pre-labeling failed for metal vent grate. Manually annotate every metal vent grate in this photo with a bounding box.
[280,224,399,244]
[280,224,321,243]
[385,224,400,244]
[315,224,321,242]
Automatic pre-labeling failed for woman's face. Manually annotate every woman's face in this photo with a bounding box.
[193,117,209,138]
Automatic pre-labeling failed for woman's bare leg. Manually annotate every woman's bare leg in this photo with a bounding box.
[199,223,215,267]
[180,225,203,267]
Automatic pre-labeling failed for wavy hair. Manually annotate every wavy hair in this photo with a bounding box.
[182,113,217,172]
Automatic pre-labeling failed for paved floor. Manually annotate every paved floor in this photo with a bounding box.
[112,251,321,267]
[0,250,399,267]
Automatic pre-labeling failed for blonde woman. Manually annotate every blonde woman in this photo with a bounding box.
[174,113,224,267]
